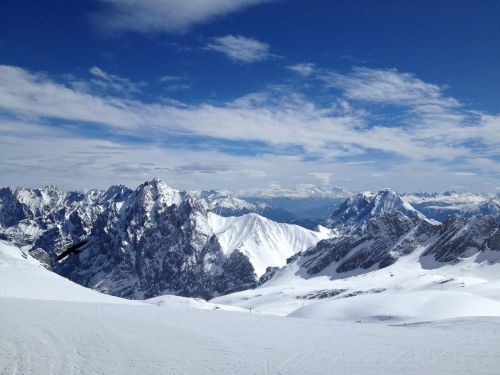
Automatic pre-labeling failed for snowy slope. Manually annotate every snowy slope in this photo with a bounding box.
[213,241,500,322]
[0,240,131,303]
[2,241,500,374]
[208,213,331,276]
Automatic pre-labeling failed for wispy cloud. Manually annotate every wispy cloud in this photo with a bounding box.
[287,63,315,76]
[159,75,187,83]
[89,66,145,94]
[92,0,276,34]
[322,67,459,108]
[205,35,273,62]
[1,64,496,161]
[0,64,498,191]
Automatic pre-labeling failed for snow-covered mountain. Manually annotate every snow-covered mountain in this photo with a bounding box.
[285,211,497,282]
[0,185,116,261]
[237,184,353,199]
[193,189,257,215]
[193,189,299,223]
[422,214,500,264]
[324,189,431,234]
[212,187,500,322]
[213,212,500,322]
[300,212,439,277]
[0,179,329,299]
[402,191,500,222]
[208,213,330,276]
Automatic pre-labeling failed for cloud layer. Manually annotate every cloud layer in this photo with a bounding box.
[0,64,498,191]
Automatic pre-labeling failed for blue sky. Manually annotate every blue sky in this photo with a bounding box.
[0,0,499,192]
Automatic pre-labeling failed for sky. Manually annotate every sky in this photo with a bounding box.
[0,0,499,193]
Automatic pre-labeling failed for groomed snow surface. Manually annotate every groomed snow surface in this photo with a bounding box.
[2,241,500,374]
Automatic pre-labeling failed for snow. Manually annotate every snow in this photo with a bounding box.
[213,244,500,322]
[2,241,500,374]
[208,212,330,276]
[145,294,249,313]
[235,184,353,199]
[0,241,129,304]
[403,192,488,205]
[290,291,500,322]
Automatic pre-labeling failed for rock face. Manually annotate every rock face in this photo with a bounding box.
[57,180,257,299]
[299,212,439,276]
[324,189,426,234]
[266,191,500,284]
[422,215,500,263]
[269,214,500,283]
[0,186,109,252]
[0,179,326,299]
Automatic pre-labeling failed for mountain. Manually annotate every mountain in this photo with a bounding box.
[299,212,439,277]
[0,185,111,258]
[422,215,500,264]
[279,198,498,283]
[208,213,330,276]
[213,213,500,323]
[237,184,353,199]
[0,179,329,299]
[194,189,299,223]
[214,184,353,228]
[193,189,257,216]
[402,192,500,222]
[324,189,429,234]
[193,185,354,229]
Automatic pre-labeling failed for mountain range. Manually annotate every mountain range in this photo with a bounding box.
[1,179,499,303]
[0,179,328,299]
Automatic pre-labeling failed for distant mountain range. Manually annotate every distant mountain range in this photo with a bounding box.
[1,180,499,302]
[213,190,500,321]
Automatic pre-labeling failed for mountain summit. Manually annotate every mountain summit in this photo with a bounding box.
[325,189,427,234]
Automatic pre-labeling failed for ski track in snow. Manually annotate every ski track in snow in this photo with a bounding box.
[2,297,500,375]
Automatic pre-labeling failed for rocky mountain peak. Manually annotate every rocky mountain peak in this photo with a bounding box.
[325,189,422,234]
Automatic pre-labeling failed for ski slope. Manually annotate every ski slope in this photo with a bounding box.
[2,241,500,374]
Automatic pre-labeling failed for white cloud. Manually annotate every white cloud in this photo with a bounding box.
[205,35,273,62]
[287,63,315,76]
[92,0,275,34]
[0,64,491,162]
[0,64,499,192]
[452,172,477,176]
[322,67,459,108]
[159,75,187,83]
[89,66,145,94]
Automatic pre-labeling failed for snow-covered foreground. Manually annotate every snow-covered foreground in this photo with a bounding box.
[3,297,500,375]
[2,241,500,374]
